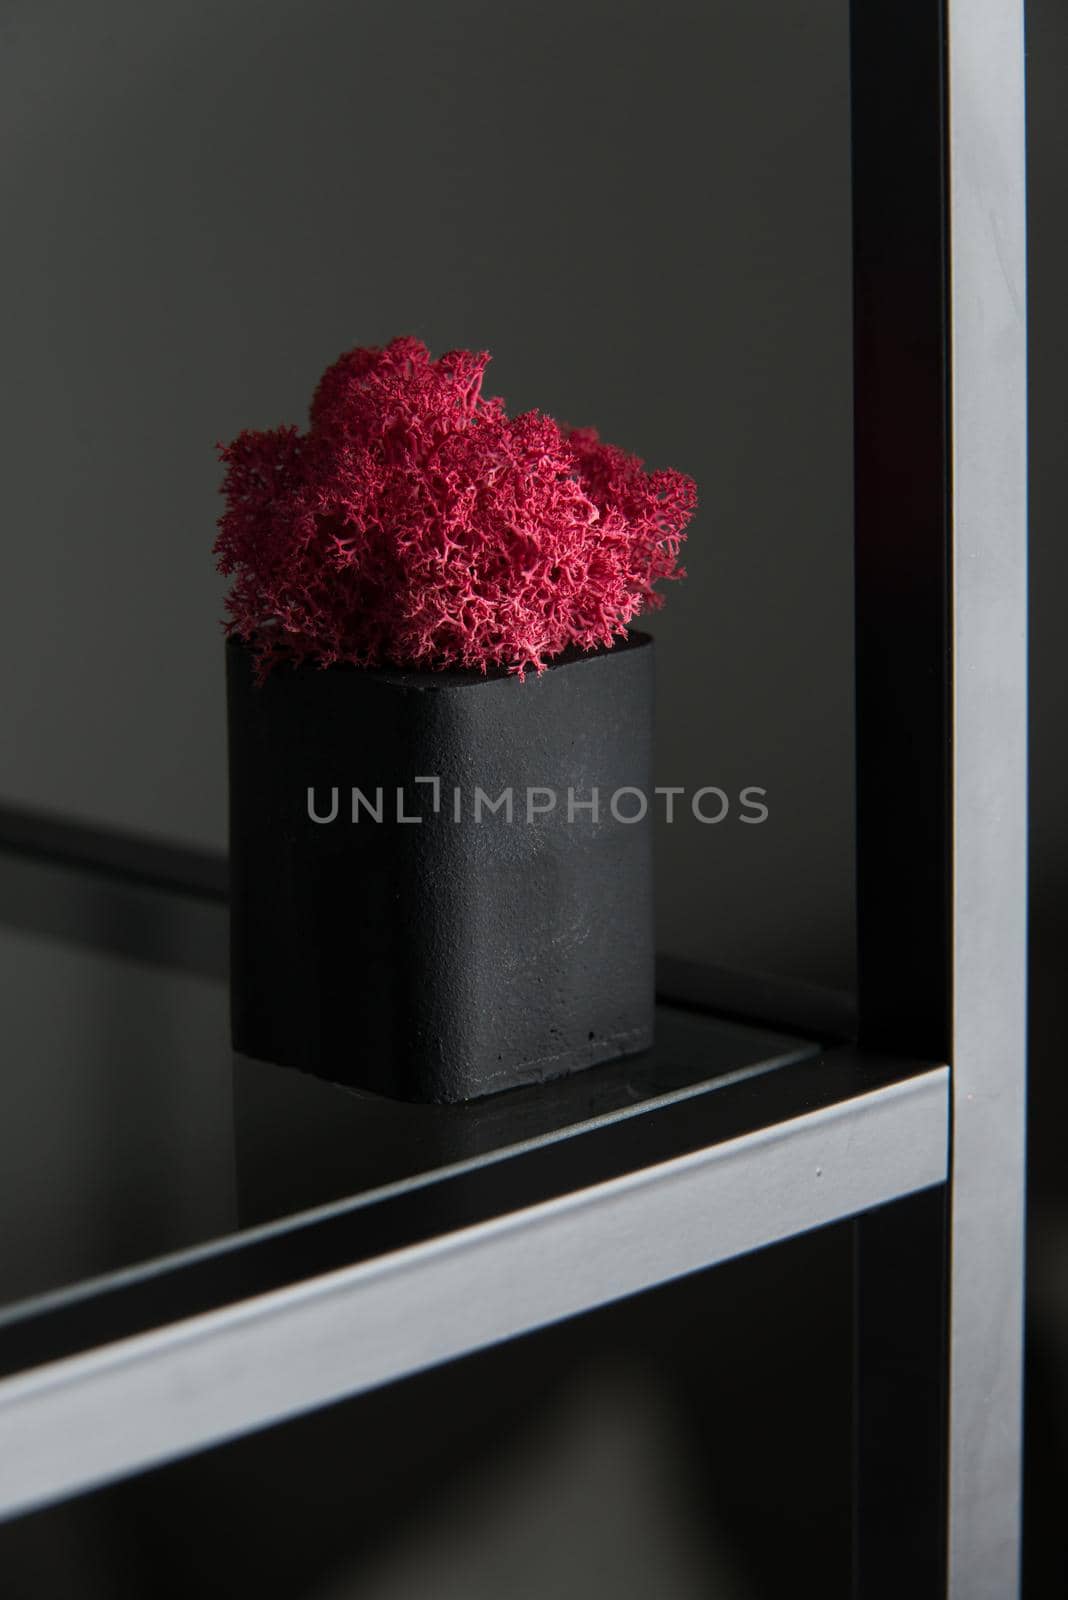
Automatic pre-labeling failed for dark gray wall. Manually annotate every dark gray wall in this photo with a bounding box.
[1,0,869,993]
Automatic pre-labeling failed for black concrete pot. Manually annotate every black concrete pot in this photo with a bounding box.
[226,631,654,1103]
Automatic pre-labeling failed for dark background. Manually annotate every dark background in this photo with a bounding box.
[0,0,857,990]
[0,1,1062,1594]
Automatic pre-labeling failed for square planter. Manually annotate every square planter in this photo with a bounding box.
[226,630,654,1103]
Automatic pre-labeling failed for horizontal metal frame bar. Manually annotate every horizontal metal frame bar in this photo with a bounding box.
[0,1045,925,1377]
[0,1061,948,1522]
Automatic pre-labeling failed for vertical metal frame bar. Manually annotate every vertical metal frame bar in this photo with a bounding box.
[852,0,952,1068]
[851,2,952,1590]
[851,2,1027,1596]
[945,3,1027,1595]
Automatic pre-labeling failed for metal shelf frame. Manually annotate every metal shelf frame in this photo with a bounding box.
[852,2,1027,1595]
[0,1,1027,1595]
[0,1050,948,1526]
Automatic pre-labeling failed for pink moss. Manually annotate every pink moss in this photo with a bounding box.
[215,337,696,678]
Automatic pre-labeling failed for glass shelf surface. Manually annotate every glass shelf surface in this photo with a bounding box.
[0,842,817,1323]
